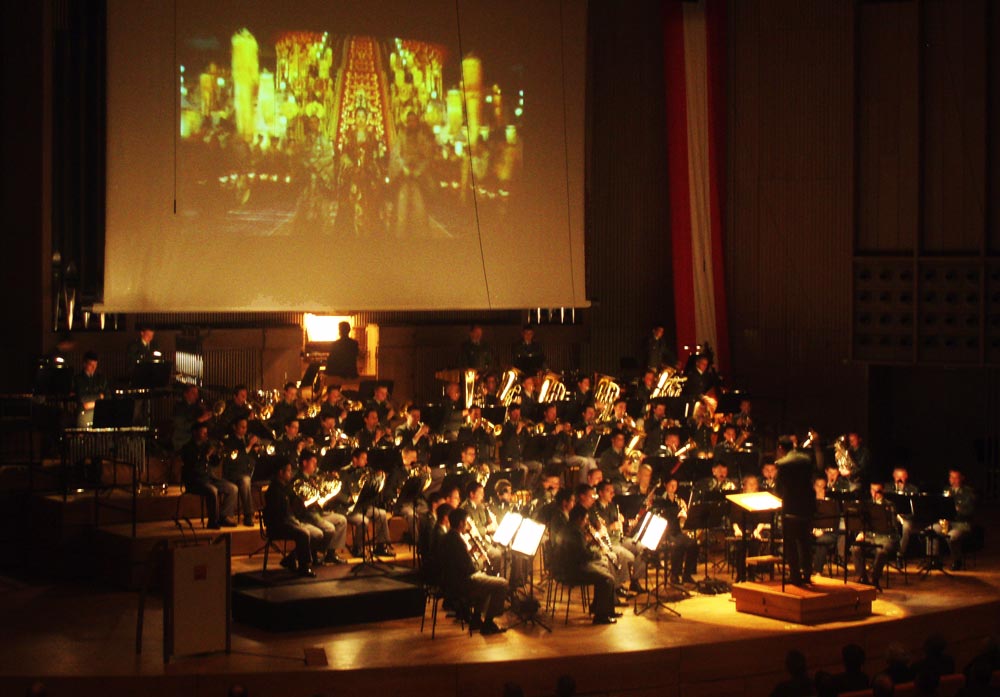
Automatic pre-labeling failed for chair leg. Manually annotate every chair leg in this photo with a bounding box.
[565,585,572,625]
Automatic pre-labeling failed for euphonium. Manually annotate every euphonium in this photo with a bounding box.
[834,435,855,478]
[497,368,524,407]
[537,371,567,403]
[592,374,621,421]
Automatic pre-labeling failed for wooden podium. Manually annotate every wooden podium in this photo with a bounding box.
[731,576,877,624]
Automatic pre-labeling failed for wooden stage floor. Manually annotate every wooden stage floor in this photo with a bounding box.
[2,543,999,697]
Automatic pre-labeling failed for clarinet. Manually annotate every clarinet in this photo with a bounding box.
[587,522,621,571]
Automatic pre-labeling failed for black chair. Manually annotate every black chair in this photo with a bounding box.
[173,484,206,528]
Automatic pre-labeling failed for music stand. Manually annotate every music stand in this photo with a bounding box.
[813,498,841,576]
[913,495,956,576]
[349,477,395,577]
[685,492,727,579]
[130,361,173,390]
[726,492,783,587]
[503,515,551,632]
[93,398,136,429]
[631,514,682,617]
[34,362,73,396]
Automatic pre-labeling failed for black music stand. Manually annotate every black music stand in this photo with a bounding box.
[130,361,173,390]
[498,514,551,633]
[813,498,841,576]
[913,495,956,577]
[685,493,727,579]
[93,398,136,428]
[631,513,683,618]
[726,492,782,586]
[34,362,73,396]
[349,479,394,577]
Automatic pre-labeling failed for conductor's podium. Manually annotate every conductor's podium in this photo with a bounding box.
[731,576,877,624]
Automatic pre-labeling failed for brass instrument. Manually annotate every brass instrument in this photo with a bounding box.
[592,374,621,421]
[650,367,687,399]
[834,436,856,479]
[537,371,567,403]
[497,368,524,407]
[292,472,343,510]
[623,434,646,481]
[212,400,227,417]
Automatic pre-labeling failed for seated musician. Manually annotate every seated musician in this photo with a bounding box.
[365,384,396,425]
[490,479,515,521]
[536,404,572,469]
[654,478,699,585]
[457,406,497,464]
[181,423,238,529]
[546,489,575,542]
[417,491,444,563]
[554,505,620,625]
[274,418,305,467]
[395,404,432,462]
[222,417,259,527]
[760,462,779,492]
[387,445,425,538]
[713,424,743,459]
[461,481,503,569]
[634,369,656,405]
[269,382,299,432]
[530,471,563,526]
[499,404,542,483]
[731,475,771,582]
[604,398,631,431]
[811,474,839,575]
[694,462,738,497]
[171,384,213,452]
[438,507,508,634]
[293,450,348,565]
[886,466,919,558]
[338,448,393,557]
[564,375,593,425]
[597,430,629,495]
[319,384,346,422]
[628,463,659,499]
[851,482,898,589]
[824,464,853,495]
[929,468,977,570]
[574,484,627,595]
[217,384,252,438]
[479,372,500,406]
[422,502,453,586]
[519,376,540,422]
[593,480,645,593]
[438,381,467,442]
[567,405,601,479]
[846,432,872,486]
[355,407,392,451]
[642,401,669,457]
[71,351,109,428]
[263,462,317,577]
[316,413,341,450]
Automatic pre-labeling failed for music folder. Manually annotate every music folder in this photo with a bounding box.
[725,491,782,513]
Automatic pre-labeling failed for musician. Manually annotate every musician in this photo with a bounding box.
[217,385,252,437]
[567,405,601,479]
[530,471,563,525]
[490,479,515,521]
[641,400,670,457]
[734,398,754,434]
[171,384,213,452]
[682,354,717,399]
[846,432,872,485]
[592,480,645,593]
[293,450,348,565]
[545,488,575,542]
[554,505,619,625]
[518,375,540,421]
[269,382,300,431]
[775,437,816,587]
[388,445,425,537]
[479,372,500,406]
[634,369,656,406]
[462,481,503,569]
[812,474,839,575]
[438,507,508,634]
[713,424,743,460]
[125,324,159,375]
[760,463,778,492]
[181,423,238,529]
[536,403,572,467]
[851,482,898,589]
[417,491,444,563]
[511,324,545,375]
[628,463,659,499]
[439,381,466,440]
[693,463,738,497]
[731,475,771,582]
[457,406,497,463]
[565,375,593,424]
[930,468,977,570]
[355,407,392,451]
[655,478,699,585]
[339,448,393,557]
[316,413,341,449]
[274,418,305,467]
[263,461,317,577]
[395,404,432,462]
[499,404,542,482]
[458,324,495,372]
[421,502,453,585]
[597,431,629,495]
[222,417,259,526]
[642,324,676,370]
[886,467,919,558]
[690,397,718,454]
[365,384,395,425]
[824,464,853,495]
[70,351,109,428]
[324,321,359,380]
[319,385,347,422]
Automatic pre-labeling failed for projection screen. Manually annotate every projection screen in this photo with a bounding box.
[102,0,587,312]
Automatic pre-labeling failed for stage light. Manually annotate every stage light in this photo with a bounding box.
[304,314,353,342]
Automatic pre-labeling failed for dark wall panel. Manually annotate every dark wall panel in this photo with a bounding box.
[856,1,919,254]
[921,0,987,254]
[727,0,865,435]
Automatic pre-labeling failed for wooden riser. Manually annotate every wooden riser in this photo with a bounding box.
[731,578,877,624]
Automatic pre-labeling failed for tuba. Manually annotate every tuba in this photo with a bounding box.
[650,366,687,399]
[592,374,621,421]
[537,371,567,403]
[834,436,856,479]
[497,368,524,407]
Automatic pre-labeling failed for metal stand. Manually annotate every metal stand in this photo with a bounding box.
[634,550,684,618]
[350,501,394,577]
[504,550,551,632]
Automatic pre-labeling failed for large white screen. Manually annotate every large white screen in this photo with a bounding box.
[103,0,587,312]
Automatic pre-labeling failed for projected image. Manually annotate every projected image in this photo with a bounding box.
[178,29,525,238]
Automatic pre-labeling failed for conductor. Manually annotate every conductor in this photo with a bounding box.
[774,437,815,586]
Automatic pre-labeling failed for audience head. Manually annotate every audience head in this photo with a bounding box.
[785,649,807,678]
[842,643,865,672]
[871,673,894,697]
[555,674,576,697]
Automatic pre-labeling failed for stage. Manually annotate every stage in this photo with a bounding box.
[1,542,998,697]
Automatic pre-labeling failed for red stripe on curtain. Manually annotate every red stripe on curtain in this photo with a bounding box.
[663,0,697,359]
[705,0,729,374]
